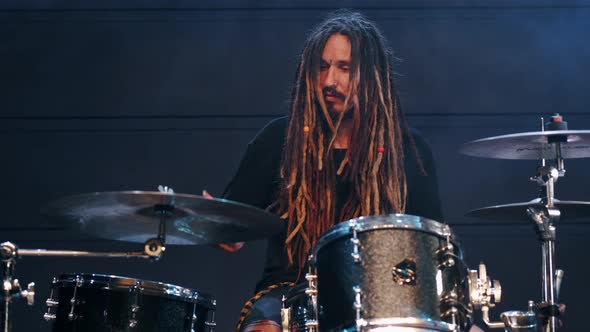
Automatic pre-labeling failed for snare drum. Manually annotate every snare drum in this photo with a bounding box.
[311,214,471,332]
[44,273,216,332]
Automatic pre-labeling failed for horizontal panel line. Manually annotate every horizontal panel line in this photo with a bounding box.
[1,5,590,13]
[0,126,576,133]
[2,14,587,24]
[0,114,280,120]
[2,221,588,231]
[0,128,260,133]
[2,112,590,121]
[0,227,62,231]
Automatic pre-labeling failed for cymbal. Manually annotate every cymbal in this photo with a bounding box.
[41,191,284,245]
[460,130,590,160]
[466,198,590,221]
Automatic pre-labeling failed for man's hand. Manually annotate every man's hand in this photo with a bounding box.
[202,190,245,252]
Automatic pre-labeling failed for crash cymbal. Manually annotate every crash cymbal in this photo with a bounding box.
[460,130,590,160]
[41,191,283,245]
[466,198,590,221]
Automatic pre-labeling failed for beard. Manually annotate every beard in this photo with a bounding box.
[327,102,354,122]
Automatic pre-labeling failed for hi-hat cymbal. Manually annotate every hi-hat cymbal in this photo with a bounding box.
[460,130,590,160]
[41,191,284,245]
[467,198,590,221]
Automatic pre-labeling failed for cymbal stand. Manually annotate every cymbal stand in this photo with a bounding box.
[1,242,35,332]
[527,147,565,332]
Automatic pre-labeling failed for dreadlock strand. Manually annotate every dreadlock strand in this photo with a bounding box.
[277,11,414,274]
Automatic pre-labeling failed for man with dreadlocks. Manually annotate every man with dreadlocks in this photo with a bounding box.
[216,10,449,332]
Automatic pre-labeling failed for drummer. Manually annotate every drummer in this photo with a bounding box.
[213,10,444,332]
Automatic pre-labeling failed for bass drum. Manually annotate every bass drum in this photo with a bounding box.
[311,214,471,332]
[44,273,216,332]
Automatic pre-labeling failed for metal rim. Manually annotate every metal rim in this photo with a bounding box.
[312,214,456,257]
[53,273,213,304]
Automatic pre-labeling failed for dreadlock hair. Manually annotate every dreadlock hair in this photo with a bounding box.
[277,10,415,270]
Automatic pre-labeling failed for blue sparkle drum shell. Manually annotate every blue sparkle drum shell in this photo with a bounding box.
[311,214,471,332]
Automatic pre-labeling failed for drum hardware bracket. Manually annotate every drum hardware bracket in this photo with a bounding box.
[352,285,365,332]
[202,299,217,332]
[527,207,558,242]
[304,268,319,332]
[280,295,291,332]
[468,262,501,309]
[466,262,536,331]
[15,242,159,260]
[481,306,507,329]
[349,220,361,263]
[391,258,417,285]
[436,235,456,269]
[44,277,58,322]
[66,275,83,321]
[1,278,34,307]
[143,238,165,260]
[440,306,460,330]
[128,282,141,328]
[440,292,471,331]
[1,241,36,332]
[530,166,561,186]
[536,302,561,317]
[436,232,472,331]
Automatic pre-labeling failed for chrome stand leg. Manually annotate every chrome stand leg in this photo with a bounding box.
[528,203,560,332]
[540,240,558,332]
[1,243,16,332]
[1,299,8,332]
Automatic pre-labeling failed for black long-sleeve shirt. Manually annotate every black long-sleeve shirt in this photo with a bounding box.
[223,117,443,292]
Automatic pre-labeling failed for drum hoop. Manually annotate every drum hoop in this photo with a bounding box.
[312,214,458,257]
[283,282,309,305]
[53,273,214,305]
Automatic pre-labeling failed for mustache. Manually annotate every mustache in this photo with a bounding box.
[322,86,345,100]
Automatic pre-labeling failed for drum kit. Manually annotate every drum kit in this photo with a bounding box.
[1,188,284,332]
[1,114,586,332]
[281,114,585,332]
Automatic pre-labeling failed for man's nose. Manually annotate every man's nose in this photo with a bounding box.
[323,66,337,87]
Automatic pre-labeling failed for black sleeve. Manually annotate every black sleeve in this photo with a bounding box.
[221,117,287,209]
[404,129,445,222]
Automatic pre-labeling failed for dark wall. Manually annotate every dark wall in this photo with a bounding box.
[1,1,589,331]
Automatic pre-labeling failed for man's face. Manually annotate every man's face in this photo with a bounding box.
[319,33,351,115]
